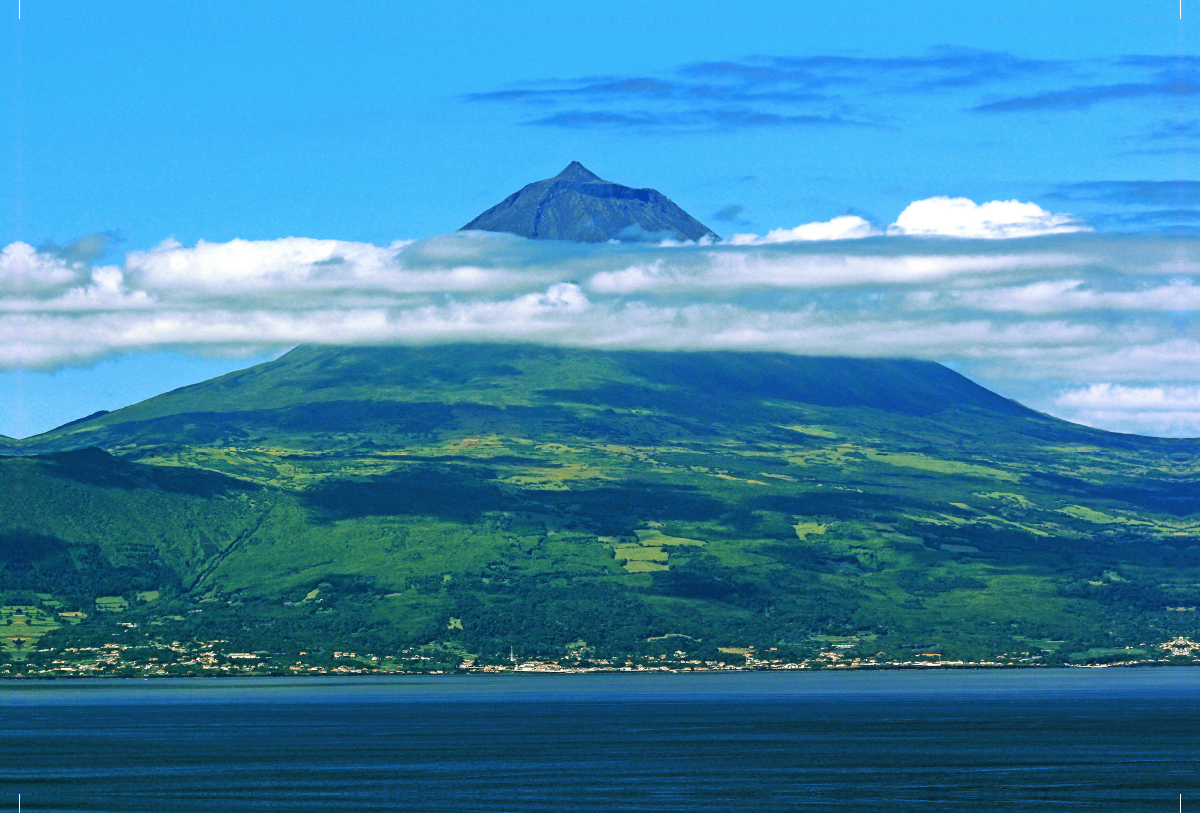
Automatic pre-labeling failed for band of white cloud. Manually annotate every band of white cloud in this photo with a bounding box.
[0,204,1195,436]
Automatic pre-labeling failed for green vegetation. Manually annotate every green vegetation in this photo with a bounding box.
[1,604,60,654]
[1,344,1199,673]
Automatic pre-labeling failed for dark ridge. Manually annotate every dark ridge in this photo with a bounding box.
[48,409,111,432]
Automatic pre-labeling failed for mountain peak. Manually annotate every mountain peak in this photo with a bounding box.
[461,164,719,243]
[554,161,603,182]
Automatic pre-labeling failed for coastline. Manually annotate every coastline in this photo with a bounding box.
[4,658,1198,680]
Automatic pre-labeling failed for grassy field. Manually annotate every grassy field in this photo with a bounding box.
[1,605,61,655]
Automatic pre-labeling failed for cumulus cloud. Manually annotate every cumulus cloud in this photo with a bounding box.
[728,216,881,244]
[125,237,390,292]
[730,198,1086,244]
[887,197,1090,239]
[3,227,1200,436]
[122,236,534,296]
[0,242,82,293]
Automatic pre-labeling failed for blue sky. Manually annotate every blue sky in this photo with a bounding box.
[0,0,1196,438]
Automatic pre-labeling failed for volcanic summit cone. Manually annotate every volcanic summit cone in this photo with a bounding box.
[461,161,718,243]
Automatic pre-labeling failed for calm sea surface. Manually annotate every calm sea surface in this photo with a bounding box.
[3,670,1200,812]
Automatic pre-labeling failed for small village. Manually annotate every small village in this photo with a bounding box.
[5,635,1200,678]
[6,593,1200,677]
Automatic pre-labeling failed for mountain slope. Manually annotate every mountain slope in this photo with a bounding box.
[462,162,718,242]
[1,447,265,602]
[3,344,1200,670]
[15,344,1191,456]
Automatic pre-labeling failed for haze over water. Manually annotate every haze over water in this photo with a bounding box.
[3,670,1200,813]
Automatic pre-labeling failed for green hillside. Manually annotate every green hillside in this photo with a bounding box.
[3,344,1199,674]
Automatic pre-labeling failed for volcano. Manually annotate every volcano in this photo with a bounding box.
[461,161,718,243]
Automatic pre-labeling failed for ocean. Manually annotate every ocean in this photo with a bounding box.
[3,670,1199,812]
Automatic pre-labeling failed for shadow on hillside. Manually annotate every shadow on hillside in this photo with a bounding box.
[303,466,506,522]
[1031,472,1200,516]
[0,530,175,595]
[29,448,258,498]
[303,464,726,530]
